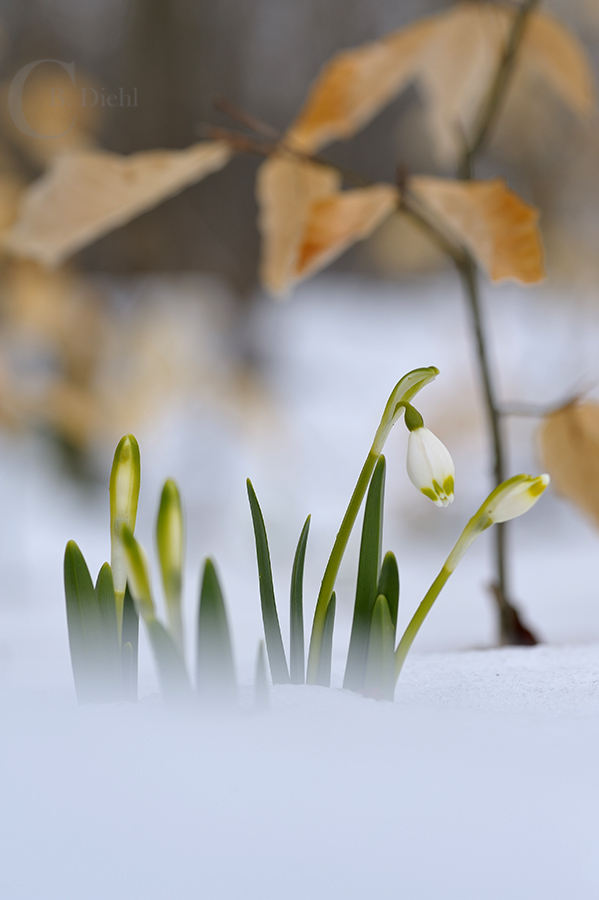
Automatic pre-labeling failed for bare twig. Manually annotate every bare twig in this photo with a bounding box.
[212,96,282,141]
[455,0,543,642]
[458,0,542,180]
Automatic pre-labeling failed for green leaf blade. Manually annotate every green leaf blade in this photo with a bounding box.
[290,515,310,685]
[64,542,111,703]
[197,558,237,706]
[376,551,400,639]
[254,641,270,711]
[121,585,139,702]
[146,618,192,703]
[316,591,336,687]
[246,479,290,685]
[364,594,396,701]
[343,455,386,692]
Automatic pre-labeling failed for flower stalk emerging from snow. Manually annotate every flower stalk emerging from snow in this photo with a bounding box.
[156,479,185,652]
[403,404,455,508]
[306,366,439,685]
[109,434,141,638]
[394,473,550,681]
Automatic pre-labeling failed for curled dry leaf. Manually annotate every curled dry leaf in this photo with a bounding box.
[256,153,396,296]
[286,19,437,154]
[256,153,340,295]
[3,142,232,266]
[409,176,545,284]
[415,3,510,164]
[286,2,594,162]
[539,402,599,528]
[295,185,398,282]
[522,12,595,119]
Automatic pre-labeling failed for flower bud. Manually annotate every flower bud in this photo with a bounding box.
[120,524,155,622]
[483,473,550,524]
[110,434,141,600]
[406,426,455,507]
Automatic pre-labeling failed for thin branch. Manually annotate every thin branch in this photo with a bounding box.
[212,96,282,141]
[458,0,541,178]
[454,0,543,642]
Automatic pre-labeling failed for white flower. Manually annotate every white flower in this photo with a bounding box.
[406,426,455,507]
[483,473,550,524]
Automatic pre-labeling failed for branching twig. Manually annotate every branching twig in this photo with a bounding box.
[205,0,545,643]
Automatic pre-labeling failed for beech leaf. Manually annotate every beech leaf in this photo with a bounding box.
[286,2,594,162]
[538,403,599,528]
[522,12,595,119]
[256,153,340,296]
[3,141,232,266]
[286,19,437,154]
[409,176,545,284]
[294,185,398,282]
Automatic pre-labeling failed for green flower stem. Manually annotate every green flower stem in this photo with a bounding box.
[394,567,449,681]
[306,366,439,685]
[306,448,379,684]
[394,518,485,682]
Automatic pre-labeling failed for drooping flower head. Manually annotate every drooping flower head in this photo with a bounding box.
[404,404,455,507]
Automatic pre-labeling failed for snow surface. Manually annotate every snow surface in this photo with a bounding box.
[2,275,599,899]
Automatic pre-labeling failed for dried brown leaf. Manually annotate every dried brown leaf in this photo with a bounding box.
[539,403,599,528]
[286,18,437,153]
[286,2,594,162]
[409,176,545,284]
[295,185,398,281]
[522,12,595,118]
[256,153,340,295]
[416,3,510,163]
[3,142,232,266]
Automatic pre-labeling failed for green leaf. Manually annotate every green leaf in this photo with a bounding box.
[197,558,237,705]
[95,563,120,655]
[290,515,310,685]
[376,551,399,638]
[316,591,336,687]
[343,455,386,692]
[246,479,290,685]
[64,541,114,703]
[364,594,396,702]
[94,562,121,696]
[254,641,270,711]
[121,584,139,702]
[146,618,192,703]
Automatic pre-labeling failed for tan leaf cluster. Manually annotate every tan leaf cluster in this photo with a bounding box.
[539,402,599,528]
[3,141,232,266]
[257,153,397,296]
[409,176,545,284]
[286,2,594,163]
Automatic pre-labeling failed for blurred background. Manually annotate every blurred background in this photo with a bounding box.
[0,0,596,463]
[0,0,598,686]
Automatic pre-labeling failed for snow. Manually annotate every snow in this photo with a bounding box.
[2,275,599,899]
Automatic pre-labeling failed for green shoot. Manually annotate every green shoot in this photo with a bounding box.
[110,435,141,639]
[156,478,185,652]
[343,455,386,692]
[290,516,310,685]
[246,479,290,684]
[197,558,237,705]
